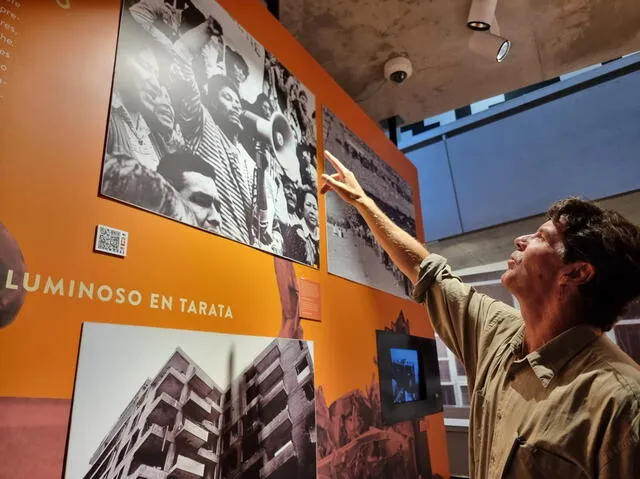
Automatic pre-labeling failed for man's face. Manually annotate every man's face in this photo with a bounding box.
[283,181,297,212]
[302,193,318,228]
[122,49,175,134]
[123,49,161,110]
[214,86,243,132]
[149,86,175,135]
[231,63,248,85]
[179,171,222,234]
[298,91,308,113]
[260,99,273,119]
[501,220,567,301]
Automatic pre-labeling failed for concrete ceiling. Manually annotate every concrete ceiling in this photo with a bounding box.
[280,0,640,124]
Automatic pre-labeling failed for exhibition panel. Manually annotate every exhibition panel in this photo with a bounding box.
[65,324,317,479]
[0,1,447,478]
[324,107,417,298]
[102,1,319,266]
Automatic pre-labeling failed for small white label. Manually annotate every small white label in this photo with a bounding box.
[95,225,128,258]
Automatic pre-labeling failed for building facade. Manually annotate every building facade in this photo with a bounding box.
[83,338,316,479]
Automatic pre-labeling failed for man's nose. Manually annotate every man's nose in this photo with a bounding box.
[514,235,529,251]
[207,206,222,229]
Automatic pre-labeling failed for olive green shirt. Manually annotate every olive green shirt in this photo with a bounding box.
[413,254,640,478]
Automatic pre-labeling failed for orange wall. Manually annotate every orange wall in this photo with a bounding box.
[0,0,448,476]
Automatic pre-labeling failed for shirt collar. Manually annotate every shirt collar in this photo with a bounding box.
[299,219,319,241]
[111,93,151,139]
[509,324,601,388]
[509,325,526,359]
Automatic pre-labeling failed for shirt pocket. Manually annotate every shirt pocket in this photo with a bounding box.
[501,435,588,479]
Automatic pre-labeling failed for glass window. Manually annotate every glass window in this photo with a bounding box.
[614,322,640,365]
[459,385,470,406]
[436,336,448,358]
[441,385,456,406]
[436,334,467,407]
[438,360,451,382]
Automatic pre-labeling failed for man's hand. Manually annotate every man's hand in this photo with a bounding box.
[320,150,369,207]
[205,16,223,38]
[138,0,168,16]
[160,3,181,33]
[177,16,221,56]
[320,150,428,284]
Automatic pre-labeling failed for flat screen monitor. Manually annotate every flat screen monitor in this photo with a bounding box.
[377,331,443,424]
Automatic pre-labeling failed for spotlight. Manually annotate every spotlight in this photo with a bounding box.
[467,0,498,31]
[468,31,511,63]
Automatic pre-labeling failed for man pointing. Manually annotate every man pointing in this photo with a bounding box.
[321,151,640,478]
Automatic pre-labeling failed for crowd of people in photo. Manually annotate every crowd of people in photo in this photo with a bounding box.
[324,125,416,296]
[102,0,319,266]
[328,202,414,297]
[336,138,415,219]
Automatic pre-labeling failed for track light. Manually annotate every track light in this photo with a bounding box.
[467,2,511,63]
[467,0,498,31]
[468,30,511,63]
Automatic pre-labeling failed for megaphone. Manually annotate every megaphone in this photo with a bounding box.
[242,111,302,184]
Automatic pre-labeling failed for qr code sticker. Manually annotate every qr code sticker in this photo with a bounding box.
[95,225,128,257]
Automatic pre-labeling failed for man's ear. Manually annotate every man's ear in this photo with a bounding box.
[561,261,596,285]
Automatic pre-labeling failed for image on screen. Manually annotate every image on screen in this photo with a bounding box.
[390,348,422,404]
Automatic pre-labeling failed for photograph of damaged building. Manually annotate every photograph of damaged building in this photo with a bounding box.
[315,312,443,479]
[66,324,316,479]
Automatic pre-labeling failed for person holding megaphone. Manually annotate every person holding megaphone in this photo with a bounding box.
[129,1,284,250]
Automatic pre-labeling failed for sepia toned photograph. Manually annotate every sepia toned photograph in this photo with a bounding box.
[102,0,319,266]
[323,107,416,297]
[317,312,442,479]
[65,323,316,479]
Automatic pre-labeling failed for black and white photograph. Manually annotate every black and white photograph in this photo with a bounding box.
[390,348,421,404]
[101,0,319,266]
[65,323,316,479]
[323,107,416,297]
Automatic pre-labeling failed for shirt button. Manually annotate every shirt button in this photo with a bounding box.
[497,411,502,420]
[491,455,496,464]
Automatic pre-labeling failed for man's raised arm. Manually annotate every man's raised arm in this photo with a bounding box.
[320,150,519,390]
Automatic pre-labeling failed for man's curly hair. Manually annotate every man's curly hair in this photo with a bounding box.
[547,197,640,331]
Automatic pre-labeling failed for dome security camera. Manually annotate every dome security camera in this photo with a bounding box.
[384,57,413,84]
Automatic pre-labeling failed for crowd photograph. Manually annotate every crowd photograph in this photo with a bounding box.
[101,0,319,267]
[323,107,417,298]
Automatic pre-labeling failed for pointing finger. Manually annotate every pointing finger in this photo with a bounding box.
[324,150,348,176]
